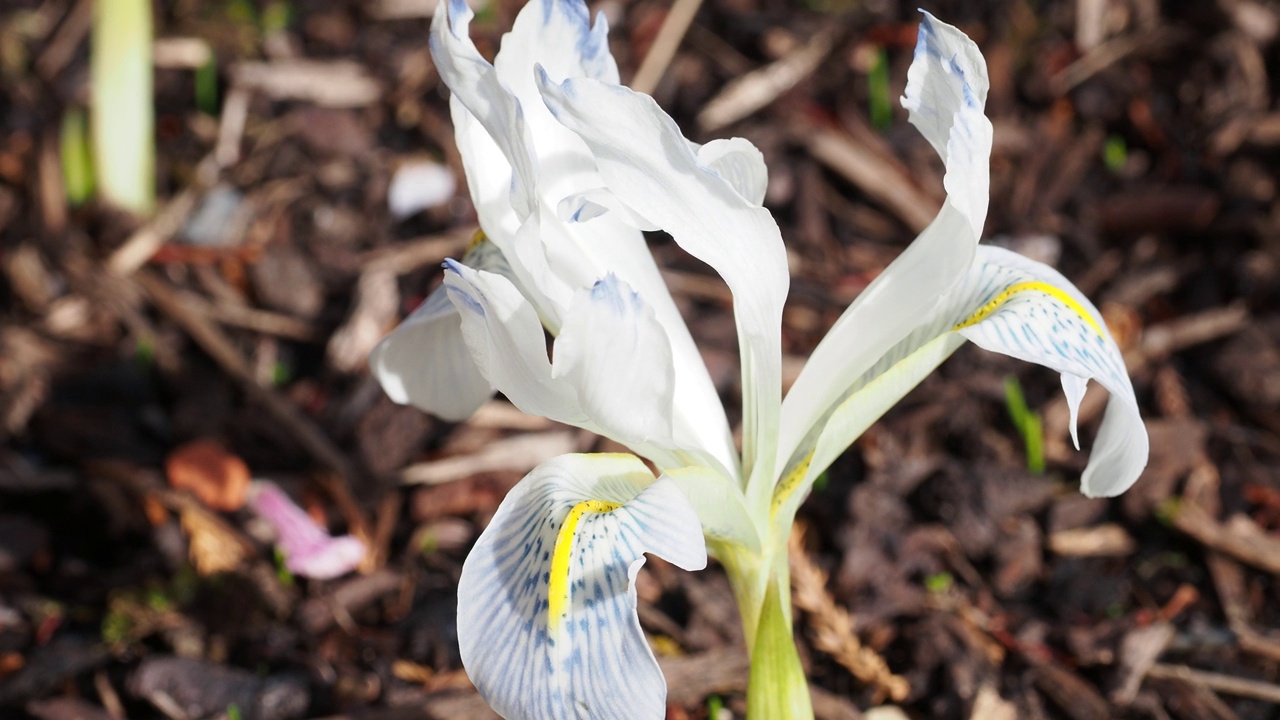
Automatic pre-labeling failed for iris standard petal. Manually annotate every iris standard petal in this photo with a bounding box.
[772,244,1148,526]
[370,238,510,421]
[458,453,706,720]
[552,274,676,445]
[777,12,993,473]
[368,285,492,422]
[537,70,788,506]
[430,0,537,219]
[443,260,586,424]
[696,137,769,206]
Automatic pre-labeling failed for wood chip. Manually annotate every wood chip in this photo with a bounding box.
[697,25,840,131]
[1047,523,1136,557]
[1030,662,1112,720]
[234,60,382,107]
[1112,622,1174,705]
[969,685,1017,720]
[399,431,578,485]
[328,270,398,373]
[800,122,939,233]
[1172,504,1280,574]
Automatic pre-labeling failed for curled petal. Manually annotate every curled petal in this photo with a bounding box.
[430,0,537,218]
[443,260,584,424]
[778,12,992,474]
[459,454,706,720]
[370,239,511,422]
[247,481,365,580]
[954,246,1147,497]
[537,70,787,505]
[773,245,1148,527]
[696,137,769,206]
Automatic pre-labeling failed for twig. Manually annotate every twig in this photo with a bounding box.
[801,122,939,233]
[1051,29,1185,94]
[698,25,841,132]
[788,523,910,702]
[359,232,469,275]
[36,0,93,79]
[135,270,362,483]
[399,431,578,485]
[1171,503,1280,574]
[1147,664,1280,704]
[107,155,218,275]
[630,0,705,95]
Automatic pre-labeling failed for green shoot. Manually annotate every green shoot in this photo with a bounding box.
[196,53,219,116]
[262,1,292,34]
[1103,135,1127,173]
[273,547,295,586]
[60,108,94,205]
[925,572,953,594]
[91,0,155,215]
[867,45,891,130]
[1003,375,1045,474]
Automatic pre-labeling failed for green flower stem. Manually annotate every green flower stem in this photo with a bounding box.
[719,539,814,720]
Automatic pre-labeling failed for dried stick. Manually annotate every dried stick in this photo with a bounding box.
[630,0,705,95]
[788,523,910,702]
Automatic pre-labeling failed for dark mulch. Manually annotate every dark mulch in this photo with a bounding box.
[2,0,1279,718]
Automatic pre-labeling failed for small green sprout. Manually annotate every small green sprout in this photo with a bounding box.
[1103,135,1127,173]
[867,45,892,131]
[925,572,954,595]
[60,108,94,205]
[1003,375,1045,474]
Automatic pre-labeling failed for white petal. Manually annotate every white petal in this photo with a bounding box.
[430,0,536,218]
[901,13,989,173]
[444,260,586,424]
[552,275,675,445]
[557,188,661,232]
[773,245,1147,524]
[493,0,619,212]
[458,453,705,720]
[369,284,493,421]
[661,465,760,552]
[537,71,788,504]
[696,137,768,206]
[778,14,993,472]
[955,246,1147,498]
[370,238,518,421]
[1061,373,1088,450]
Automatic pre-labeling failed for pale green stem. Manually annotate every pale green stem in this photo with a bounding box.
[718,537,814,720]
[91,0,155,215]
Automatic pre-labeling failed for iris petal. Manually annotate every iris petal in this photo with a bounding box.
[777,12,994,475]
[774,245,1148,525]
[458,454,706,720]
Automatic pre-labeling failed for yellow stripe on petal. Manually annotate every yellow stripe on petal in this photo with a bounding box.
[952,281,1104,337]
[547,499,621,631]
[770,451,813,517]
[466,229,488,252]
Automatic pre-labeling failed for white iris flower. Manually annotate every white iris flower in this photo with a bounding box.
[371,3,1150,718]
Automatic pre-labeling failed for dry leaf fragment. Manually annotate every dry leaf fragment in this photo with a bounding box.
[165,439,251,511]
[179,505,247,575]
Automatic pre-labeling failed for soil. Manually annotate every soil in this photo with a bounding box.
[2,0,1279,718]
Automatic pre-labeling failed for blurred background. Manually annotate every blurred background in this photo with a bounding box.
[1,0,1279,718]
